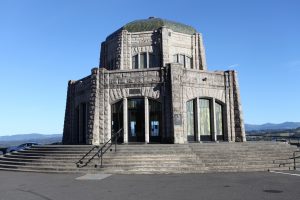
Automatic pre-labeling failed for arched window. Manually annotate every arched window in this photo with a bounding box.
[186,98,225,142]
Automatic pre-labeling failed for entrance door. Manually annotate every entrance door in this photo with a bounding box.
[199,98,212,141]
[187,99,197,142]
[111,101,124,143]
[128,98,145,142]
[149,99,161,143]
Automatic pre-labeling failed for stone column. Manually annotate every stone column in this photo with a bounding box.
[63,80,75,145]
[145,97,149,143]
[196,98,201,142]
[212,98,217,142]
[232,71,246,142]
[169,64,184,144]
[229,71,236,142]
[224,71,231,141]
[123,97,128,143]
[198,33,207,70]
[161,26,170,66]
[107,103,111,141]
[88,68,100,145]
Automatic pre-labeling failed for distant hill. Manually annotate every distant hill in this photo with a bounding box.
[245,122,300,131]
[0,133,62,147]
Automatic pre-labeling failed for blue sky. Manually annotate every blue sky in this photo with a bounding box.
[0,0,299,135]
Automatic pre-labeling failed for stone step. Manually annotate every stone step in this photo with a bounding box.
[23,148,296,153]
[0,142,297,174]
[0,164,97,172]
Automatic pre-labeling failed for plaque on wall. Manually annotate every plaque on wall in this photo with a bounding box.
[129,88,141,95]
[174,114,182,125]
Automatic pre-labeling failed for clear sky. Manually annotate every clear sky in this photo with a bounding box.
[0,0,299,136]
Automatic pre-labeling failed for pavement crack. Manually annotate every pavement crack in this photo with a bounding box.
[17,188,53,200]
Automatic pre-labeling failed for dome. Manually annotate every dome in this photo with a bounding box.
[122,17,197,35]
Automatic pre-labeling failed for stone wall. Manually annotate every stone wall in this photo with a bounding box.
[232,71,246,141]
[93,68,164,144]
[63,65,245,145]
[168,64,245,143]
[64,22,244,145]
[161,28,207,70]
[100,28,207,71]
[62,75,92,144]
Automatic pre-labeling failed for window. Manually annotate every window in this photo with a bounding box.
[149,99,161,139]
[187,99,196,141]
[173,54,193,68]
[186,56,192,69]
[186,98,225,142]
[215,102,223,136]
[179,54,185,65]
[149,53,156,68]
[199,99,211,136]
[132,54,138,69]
[173,54,178,63]
[140,53,147,69]
[132,52,158,69]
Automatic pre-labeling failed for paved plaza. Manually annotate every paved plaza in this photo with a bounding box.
[0,171,300,200]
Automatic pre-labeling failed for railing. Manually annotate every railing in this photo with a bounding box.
[0,148,7,155]
[76,128,123,168]
[246,135,300,146]
[273,150,300,170]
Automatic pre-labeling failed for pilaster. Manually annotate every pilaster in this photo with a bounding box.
[232,71,246,142]
[169,63,184,144]
[145,97,149,143]
[123,97,128,143]
[198,33,207,70]
[196,97,201,142]
[211,98,217,141]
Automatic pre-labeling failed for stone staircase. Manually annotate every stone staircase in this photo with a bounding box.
[0,142,298,174]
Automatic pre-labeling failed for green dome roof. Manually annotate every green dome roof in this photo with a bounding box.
[122,17,197,35]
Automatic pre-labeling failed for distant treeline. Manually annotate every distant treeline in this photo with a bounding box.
[246,127,300,137]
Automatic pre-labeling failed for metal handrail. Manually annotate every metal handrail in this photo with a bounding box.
[273,150,300,170]
[76,146,99,167]
[293,150,300,170]
[76,128,123,168]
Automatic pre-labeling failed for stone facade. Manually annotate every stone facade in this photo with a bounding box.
[63,17,245,145]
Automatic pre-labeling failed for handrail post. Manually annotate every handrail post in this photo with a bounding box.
[115,131,117,152]
[100,149,103,168]
[294,152,296,170]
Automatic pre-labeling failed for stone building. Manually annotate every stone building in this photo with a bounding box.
[62,17,246,145]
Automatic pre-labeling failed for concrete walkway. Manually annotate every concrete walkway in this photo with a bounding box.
[0,171,300,200]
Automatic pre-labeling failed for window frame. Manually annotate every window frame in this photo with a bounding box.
[173,54,193,69]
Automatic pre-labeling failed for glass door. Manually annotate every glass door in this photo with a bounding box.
[187,99,196,142]
[128,98,145,142]
[149,100,161,143]
[199,98,212,141]
[111,100,123,143]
